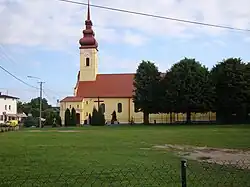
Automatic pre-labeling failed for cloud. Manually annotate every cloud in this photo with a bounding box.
[123,30,149,46]
[0,0,250,49]
[98,53,140,73]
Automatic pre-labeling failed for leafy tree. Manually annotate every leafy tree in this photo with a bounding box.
[160,75,175,123]
[244,62,250,120]
[211,58,248,123]
[163,58,213,124]
[17,101,24,113]
[31,108,40,118]
[111,111,117,124]
[71,108,77,126]
[29,97,51,111]
[64,108,71,126]
[18,97,52,117]
[45,112,54,126]
[133,60,162,124]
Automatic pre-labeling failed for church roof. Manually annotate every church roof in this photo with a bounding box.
[76,73,135,98]
[61,96,84,102]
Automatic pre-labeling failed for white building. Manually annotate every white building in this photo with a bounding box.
[0,92,19,124]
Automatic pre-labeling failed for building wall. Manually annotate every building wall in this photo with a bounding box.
[79,48,98,81]
[60,101,84,125]
[83,98,131,123]
[0,97,17,123]
[60,97,216,125]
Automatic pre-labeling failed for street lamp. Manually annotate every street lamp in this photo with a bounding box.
[27,75,45,128]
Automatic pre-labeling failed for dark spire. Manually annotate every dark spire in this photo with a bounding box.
[79,0,98,49]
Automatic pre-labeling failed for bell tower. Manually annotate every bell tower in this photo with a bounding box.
[79,0,98,81]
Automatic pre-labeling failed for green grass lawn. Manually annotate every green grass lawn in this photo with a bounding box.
[0,125,250,186]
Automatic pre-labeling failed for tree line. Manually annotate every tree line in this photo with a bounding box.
[133,57,250,124]
[18,97,61,127]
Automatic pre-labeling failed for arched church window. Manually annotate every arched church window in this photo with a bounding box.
[100,103,105,113]
[86,58,90,66]
[118,103,122,113]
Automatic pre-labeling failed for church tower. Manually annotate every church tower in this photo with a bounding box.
[79,0,98,81]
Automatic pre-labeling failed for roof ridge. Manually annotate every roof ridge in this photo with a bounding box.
[97,73,135,75]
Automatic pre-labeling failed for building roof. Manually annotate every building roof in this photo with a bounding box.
[75,73,135,98]
[0,93,19,100]
[60,96,84,102]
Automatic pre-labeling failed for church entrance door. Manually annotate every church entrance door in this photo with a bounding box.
[76,113,80,125]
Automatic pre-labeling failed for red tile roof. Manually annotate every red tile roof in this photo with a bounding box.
[61,96,84,102]
[76,73,135,98]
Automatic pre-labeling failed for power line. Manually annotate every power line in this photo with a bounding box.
[0,47,69,98]
[57,0,250,32]
[0,65,39,89]
[0,44,17,64]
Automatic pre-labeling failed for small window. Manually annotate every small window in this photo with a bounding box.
[5,105,7,110]
[86,101,89,104]
[69,105,72,108]
[77,105,79,108]
[118,103,122,113]
[0,115,3,121]
[86,58,90,66]
[9,105,11,110]
[100,103,105,113]
[86,112,88,116]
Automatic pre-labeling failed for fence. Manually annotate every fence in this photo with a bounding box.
[1,159,249,186]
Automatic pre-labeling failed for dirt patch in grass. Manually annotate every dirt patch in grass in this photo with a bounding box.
[153,144,250,169]
[28,130,43,132]
[57,130,81,133]
[27,130,82,133]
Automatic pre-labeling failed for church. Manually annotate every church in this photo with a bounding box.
[60,3,215,125]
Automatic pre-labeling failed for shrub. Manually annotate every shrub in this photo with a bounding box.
[88,114,92,125]
[91,106,105,126]
[64,108,71,126]
[98,106,106,125]
[71,108,77,126]
[23,116,38,127]
[111,110,117,124]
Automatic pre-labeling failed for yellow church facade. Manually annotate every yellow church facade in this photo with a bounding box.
[60,3,216,125]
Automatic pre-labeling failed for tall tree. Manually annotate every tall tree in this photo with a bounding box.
[91,106,105,126]
[91,107,99,125]
[160,72,176,123]
[211,58,248,123]
[98,106,106,125]
[17,101,24,113]
[133,60,162,124]
[64,108,71,126]
[71,108,77,126]
[163,58,212,123]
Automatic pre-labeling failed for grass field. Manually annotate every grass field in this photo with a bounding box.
[0,125,250,186]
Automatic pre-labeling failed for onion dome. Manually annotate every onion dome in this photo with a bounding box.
[79,0,98,49]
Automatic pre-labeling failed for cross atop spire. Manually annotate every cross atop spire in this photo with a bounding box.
[87,0,90,20]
